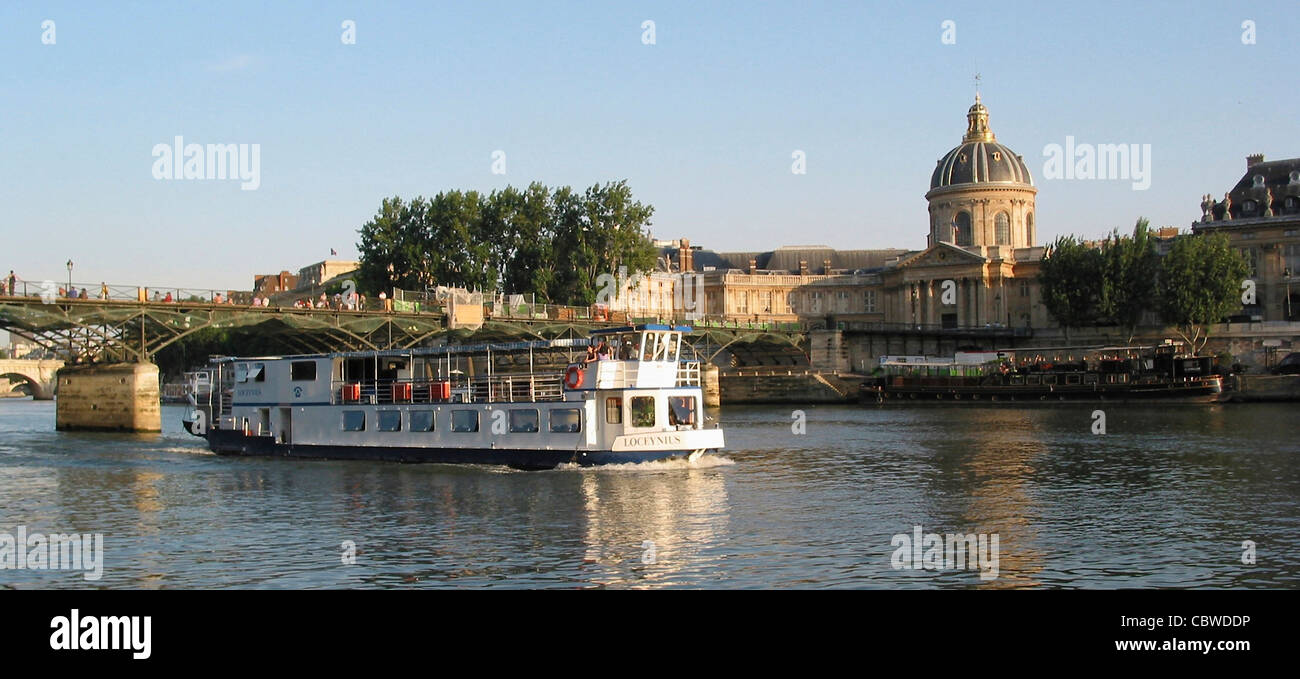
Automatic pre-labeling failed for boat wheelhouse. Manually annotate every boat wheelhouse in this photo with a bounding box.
[183,325,723,468]
[861,341,1223,403]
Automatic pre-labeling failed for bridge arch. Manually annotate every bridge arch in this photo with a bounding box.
[0,359,63,400]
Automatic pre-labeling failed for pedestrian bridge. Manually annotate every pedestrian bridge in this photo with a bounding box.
[0,359,63,399]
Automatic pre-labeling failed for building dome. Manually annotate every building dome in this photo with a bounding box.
[929,95,1033,190]
[924,94,1038,251]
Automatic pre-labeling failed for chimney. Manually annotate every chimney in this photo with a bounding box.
[799,260,809,276]
[823,258,832,275]
[748,258,757,275]
[677,239,693,273]
[1247,153,1265,169]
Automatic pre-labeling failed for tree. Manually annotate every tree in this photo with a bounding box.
[1038,235,1105,335]
[355,196,428,295]
[1099,218,1159,342]
[1156,232,1250,353]
[355,180,657,305]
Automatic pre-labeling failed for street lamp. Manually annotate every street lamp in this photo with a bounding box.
[1286,267,1293,321]
[66,260,73,298]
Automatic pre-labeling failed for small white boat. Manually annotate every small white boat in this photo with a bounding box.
[182,325,723,469]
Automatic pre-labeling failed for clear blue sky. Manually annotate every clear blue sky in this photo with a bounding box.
[1,1,1295,291]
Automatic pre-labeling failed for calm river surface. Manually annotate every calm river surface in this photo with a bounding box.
[0,399,1296,588]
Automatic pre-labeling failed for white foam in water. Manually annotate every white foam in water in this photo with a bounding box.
[553,454,736,472]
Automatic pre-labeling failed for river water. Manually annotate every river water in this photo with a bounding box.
[0,399,1296,588]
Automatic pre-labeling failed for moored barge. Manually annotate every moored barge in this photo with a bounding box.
[860,342,1223,404]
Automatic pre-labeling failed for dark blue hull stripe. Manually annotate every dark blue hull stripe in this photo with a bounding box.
[206,429,705,469]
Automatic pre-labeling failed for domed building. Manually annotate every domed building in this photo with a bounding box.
[925,95,1037,250]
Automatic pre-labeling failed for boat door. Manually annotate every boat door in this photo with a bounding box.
[278,407,292,444]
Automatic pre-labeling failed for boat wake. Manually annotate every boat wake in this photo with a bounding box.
[554,454,736,472]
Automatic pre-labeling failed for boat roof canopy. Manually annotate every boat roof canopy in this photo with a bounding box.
[588,324,692,335]
[209,337,595,364]
[208,325,696,364]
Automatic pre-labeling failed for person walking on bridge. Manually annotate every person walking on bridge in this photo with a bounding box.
[6,271,16,296]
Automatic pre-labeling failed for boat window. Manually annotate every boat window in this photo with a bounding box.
[451,410,479,433]
[668,396,697,426]
[342,411,365,432]
[409,411,434,432]
[291,361,317,381]
[630,396,655,427]
[605,397,622,424]
[509,409,539,433]
[549,408,581,433]
[377,411,402,432]
[235,363,248,382]
[246,363,264,382]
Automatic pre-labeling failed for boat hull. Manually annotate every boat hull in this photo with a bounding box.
[206,428,714,469]
[861,381,1223,404]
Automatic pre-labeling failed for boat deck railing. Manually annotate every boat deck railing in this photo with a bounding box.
[329,374,567,405]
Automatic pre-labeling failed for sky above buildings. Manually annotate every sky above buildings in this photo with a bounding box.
[2,1,1296,291]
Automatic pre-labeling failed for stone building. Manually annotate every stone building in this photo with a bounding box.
[648,95,1050,330]
[297,260,360,290]
[1192,154,1300,322]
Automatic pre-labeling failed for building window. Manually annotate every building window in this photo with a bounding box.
[451,410,479,432]
[995,212,1010,245]
[863,289,878,313]
[342,411,365,432]
[836,290,849,312]
[606,397,622,424]
[549,408,582,433]
[1026,212,1034,244]
[409,411,434,432]
[377,410,402,432]
[955,211,973,246]
[1019,279,1030,298]
[1285,244,1300,277]
[630,396,655,427]
[290,361,317,381]
[509,409,539,433]
[1240,248,1258,277]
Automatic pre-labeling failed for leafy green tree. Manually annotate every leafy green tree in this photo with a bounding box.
[423,190,490,291]
[1156,232,1250,353]
[1038,235,1105,336]
[356,180,656,305]
[502,183,557,299]
[551,181,657,305]
[1099,218,1159,342]
[355,196,429,295]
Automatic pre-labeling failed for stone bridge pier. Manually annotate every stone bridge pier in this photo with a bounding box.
[54,363,161,432]
[0,359,64,399]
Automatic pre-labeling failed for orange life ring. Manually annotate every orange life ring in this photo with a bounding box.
[564,365,584,389]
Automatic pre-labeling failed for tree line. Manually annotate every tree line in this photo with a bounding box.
[354,180,659,305]
[1038,218,1249,350]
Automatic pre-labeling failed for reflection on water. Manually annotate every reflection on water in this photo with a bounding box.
[0,399,1296,588]
[578,458,732,588]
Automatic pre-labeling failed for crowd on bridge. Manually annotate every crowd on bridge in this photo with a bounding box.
[2,270,402,312]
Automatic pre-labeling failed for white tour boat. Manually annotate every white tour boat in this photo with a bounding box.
[182,325,724,468]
